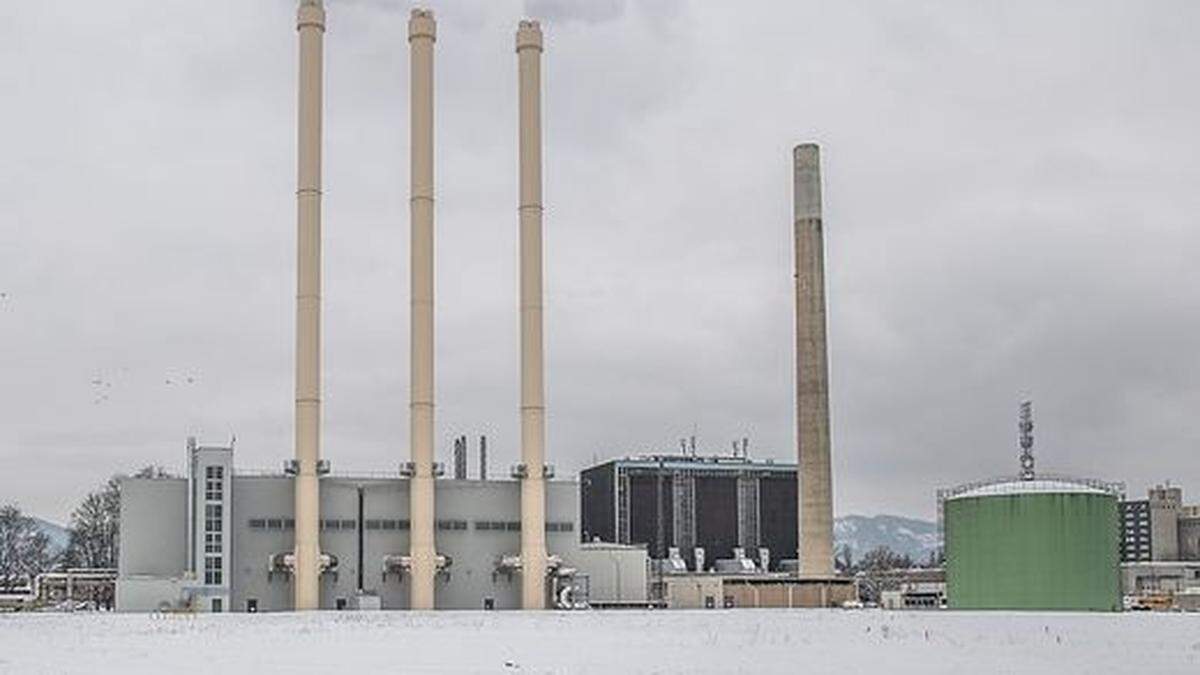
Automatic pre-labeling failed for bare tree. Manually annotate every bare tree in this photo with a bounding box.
[0,504,54,590]
[132,465,174,479]
[64,466,176,571]
[65,478,120,570]
[859,545,914,572]
[834,543,855,575]
[855,545,916,604]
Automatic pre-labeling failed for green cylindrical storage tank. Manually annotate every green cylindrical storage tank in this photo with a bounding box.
[945,480,1120,611]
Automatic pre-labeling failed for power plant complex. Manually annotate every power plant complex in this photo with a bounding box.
[115,1,848,612]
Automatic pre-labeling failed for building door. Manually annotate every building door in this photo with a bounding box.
[246,599,258,613]
[211,598,223,613]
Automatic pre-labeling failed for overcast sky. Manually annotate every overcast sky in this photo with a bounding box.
[2,1,1198,524]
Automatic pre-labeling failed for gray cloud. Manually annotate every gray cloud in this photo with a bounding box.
[525,0,626,25]
[1,0,1197,523]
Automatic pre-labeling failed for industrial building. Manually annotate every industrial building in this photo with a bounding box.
[1117,485,1200,610]
[1119,484,1200,563]
[578,453,855,607]
[580,454,798,570]
[656,572,854,609]
[1121,561,1200,599]
[117,440,649,612]
[113,0,850,611]
[877,568,947,610]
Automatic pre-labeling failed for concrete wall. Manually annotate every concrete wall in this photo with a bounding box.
[572,543,648,604]
[723,578,856,608]
[119,478,187,577]
[1150,486,1182,561]
[362,480,410,610]
[230,476,297,612]
[1121,562,1200,595]
[116,577,193,612]
[662,575,724,609]
[1178,517,1200,561]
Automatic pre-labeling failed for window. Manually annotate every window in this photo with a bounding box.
[267,518,283,530]
[205,556,223,585]
[211,598,223,613]
[205,504,223,533]
[372,518,410,530]
[474,520,518,531]
[546,522,574,533]
[249,518,266,529]
[205,466,224,501]
[341,519,357,530]
[205,532,222,554]
[437,519,467,531]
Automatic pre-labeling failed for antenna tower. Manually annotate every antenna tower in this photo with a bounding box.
[1018,400,1035,480]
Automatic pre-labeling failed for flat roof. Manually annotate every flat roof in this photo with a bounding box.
[596,454,796,472]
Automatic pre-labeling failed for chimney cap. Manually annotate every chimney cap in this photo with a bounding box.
[516,19,544,52]
[409,7,437,42]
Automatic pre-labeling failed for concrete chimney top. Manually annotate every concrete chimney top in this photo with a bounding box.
[793,143,822,220]
[516,20,543,52]
[297,0,325,30]
[409,8,436,42]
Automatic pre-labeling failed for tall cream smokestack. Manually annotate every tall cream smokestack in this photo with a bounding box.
[407,7,438,610]
[516,19,547,610]
[293,0,325,611]
[793,143,834,577]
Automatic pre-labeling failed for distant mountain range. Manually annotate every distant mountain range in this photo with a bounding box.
[30,518,72,556]
[834,514,940,562]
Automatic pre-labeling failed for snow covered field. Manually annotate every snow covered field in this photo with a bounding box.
[1,609,1197,674]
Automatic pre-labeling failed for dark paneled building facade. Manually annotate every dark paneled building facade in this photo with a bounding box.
[581,455,797,570]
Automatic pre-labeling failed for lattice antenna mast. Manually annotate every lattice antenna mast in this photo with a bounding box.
[1018,400,1035,480]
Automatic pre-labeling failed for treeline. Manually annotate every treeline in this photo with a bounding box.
[0,465,173,591]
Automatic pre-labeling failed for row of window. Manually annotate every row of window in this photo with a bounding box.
[249,518,294,530]
[474,520,575,532]
[204,555,223,585]
[205,504,223,534]
[245,518,574,533]
[205,466,224,502]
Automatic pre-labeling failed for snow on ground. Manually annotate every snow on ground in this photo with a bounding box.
[1,609,1197,674]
